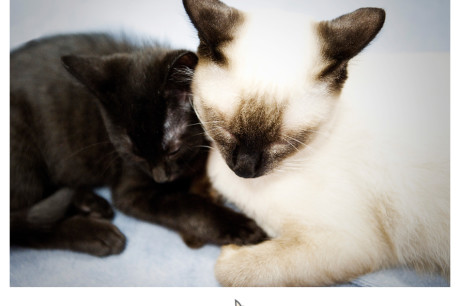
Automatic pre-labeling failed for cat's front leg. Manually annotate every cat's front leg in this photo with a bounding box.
[11,188,126,257]
[111,166,267,248]
[215,226,393,286]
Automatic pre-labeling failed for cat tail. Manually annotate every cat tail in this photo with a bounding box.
[10,189,74,234]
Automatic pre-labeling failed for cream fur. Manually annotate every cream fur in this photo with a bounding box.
[192,9,450,286]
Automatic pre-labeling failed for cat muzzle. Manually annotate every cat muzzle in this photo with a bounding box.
[152,166,175,183]
[229,150,263,179]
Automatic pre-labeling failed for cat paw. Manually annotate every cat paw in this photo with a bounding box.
[71,190,114,219]
[215,244,251,286]
[86,221,126,256]
[219,214,269,246]
[62,217,126,256]
[180,232,205,249]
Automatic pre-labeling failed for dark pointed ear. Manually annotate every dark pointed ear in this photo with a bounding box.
[316,8,385,91]
[164,51,198,106]
[235,300,241,306]
[183,0,242,64]
[317,8,385,61]
[165,51,198,91]
[61,54,129,99]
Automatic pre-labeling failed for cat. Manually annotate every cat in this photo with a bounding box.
[183,0,449,286]
[10,33,267,256]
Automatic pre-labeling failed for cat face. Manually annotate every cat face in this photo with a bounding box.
[184,0,385,178]
[62,49,206,183]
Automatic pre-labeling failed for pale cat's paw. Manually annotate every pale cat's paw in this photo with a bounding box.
[215,244,256,286]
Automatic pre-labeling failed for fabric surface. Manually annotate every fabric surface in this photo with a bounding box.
[10,189,448,287]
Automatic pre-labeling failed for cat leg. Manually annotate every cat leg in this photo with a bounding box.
[215,225,393,286]
[111,167,267,248]
[69,188,114,220]
[11,188,114,232]
[12,214,126,257]
[11,188,125,256]
[114,190,267,248]
[35,215,126,256]
[10,102,122,256]
[11,188,76,232]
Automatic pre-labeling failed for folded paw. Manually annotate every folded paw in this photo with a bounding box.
[71,189,114,219]
[60,216,126,256]
[215,244,251,286]
[212,208,269,246]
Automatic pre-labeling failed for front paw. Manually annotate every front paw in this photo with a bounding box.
[180,232,205,249]
[71,189,114,219]
[215,244,251,286]
[61,216,126,256]
[218,212,269,246]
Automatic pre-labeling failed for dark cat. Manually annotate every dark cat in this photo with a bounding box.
[10,33,267,256]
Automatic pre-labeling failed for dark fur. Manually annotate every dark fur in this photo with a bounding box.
[10,33,267,256]
[317,8,386,92]
[183,0,242,65]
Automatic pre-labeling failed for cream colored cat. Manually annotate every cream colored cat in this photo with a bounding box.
[183,0,449,286]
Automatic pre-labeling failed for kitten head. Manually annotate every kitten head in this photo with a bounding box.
[62,48,205,183]
[184,0,385,178]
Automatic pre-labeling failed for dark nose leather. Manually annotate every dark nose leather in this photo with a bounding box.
[230,146,262,178]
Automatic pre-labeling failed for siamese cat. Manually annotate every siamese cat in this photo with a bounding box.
[183,0,449,286]
[10,33,267,256]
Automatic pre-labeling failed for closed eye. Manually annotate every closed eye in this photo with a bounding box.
[204,124,237,146]
[168,147,181,156]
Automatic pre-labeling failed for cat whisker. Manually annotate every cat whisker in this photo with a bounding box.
[283,135,319,155]
[191,131,211,138]
[185,122,204,127]
[186,120,224,128]
[272,168,289,175]
[190,126,222,138]
[193,145,214,150]
[61,141,113,164]
[284,135,309,147]
[186,94,206,123]
[100,151,122,177]
[282,137,301,152]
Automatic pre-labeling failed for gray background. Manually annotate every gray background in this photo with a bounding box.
[11,0,449,53]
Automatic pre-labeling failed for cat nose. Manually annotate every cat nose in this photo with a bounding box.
[230,146,262,178]
[152,166,172,183]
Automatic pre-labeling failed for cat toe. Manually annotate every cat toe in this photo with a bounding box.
[240,220,269,245]
[93,224,126,257]
[72,190,114,220]
[225,217,268,246]
[180,232,205,249]
[215,245,247,286]
[64,217,126,256]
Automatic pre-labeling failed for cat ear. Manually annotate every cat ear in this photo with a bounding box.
[316,8,385,90]
[183,0,242,63]
[163,51,198,106]
[165,51,198,91]
[317,8,385,62]
[61,54,129,98]
[235,300,242,306]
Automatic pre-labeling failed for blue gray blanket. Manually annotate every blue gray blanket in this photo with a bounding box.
[10,189,448,287]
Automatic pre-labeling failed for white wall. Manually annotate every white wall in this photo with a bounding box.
[10,0,450,53]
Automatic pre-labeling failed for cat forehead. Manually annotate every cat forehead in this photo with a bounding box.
[226,10,321,90]
[192,10,327,127]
